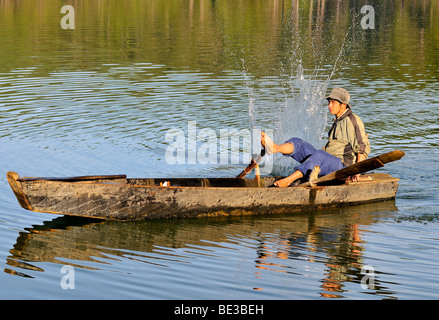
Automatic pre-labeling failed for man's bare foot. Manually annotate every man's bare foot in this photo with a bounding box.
[273,178,292,187]
[273,170,303,188]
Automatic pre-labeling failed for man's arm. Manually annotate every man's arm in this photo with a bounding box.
[347,114,370,182]
[357,153,366,163]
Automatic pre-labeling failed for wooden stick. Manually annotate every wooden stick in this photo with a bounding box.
[236,149,266,179]
[254,164,262,187]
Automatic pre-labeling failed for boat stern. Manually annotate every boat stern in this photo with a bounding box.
[6,171,33,211]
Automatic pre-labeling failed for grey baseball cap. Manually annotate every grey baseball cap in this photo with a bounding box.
[326,87,351,108]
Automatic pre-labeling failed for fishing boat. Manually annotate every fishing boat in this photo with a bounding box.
[6,150,404,220]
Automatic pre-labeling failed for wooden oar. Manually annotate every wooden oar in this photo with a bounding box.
[236,148,266,179]
[297,150,405,187]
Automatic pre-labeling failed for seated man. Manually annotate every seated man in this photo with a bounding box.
[262,87,370,187]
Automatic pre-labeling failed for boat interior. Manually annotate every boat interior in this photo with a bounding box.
[126,177,282,188]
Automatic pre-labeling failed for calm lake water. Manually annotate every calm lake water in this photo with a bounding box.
[1,0,439,300]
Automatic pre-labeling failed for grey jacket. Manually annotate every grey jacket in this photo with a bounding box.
[323,108,371,166]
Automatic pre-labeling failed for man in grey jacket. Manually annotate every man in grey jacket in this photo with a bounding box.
[262,87,370,187]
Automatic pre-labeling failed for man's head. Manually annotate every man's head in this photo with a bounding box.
[326,87,350,117]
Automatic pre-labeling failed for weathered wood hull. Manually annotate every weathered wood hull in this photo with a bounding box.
[7,171,400,220]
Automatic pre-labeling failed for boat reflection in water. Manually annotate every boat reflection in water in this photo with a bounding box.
[5,200,398,298]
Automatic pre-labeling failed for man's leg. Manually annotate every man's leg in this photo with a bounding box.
[261,131,294,155]
[294,150,344,177]
[261,133,319,187]
[261,133,316,163]
[274,151,343,187]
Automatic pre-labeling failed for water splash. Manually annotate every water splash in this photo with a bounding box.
[242,60,257,133]
[243,6,354,176]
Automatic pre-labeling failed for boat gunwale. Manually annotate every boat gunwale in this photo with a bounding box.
[13,173,400,191]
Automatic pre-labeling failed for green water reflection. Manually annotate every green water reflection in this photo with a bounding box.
[1,0,438,81]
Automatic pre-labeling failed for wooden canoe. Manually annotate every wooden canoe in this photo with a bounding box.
[7,171,400,221]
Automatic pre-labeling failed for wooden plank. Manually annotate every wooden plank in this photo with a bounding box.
[298,150,405,187]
